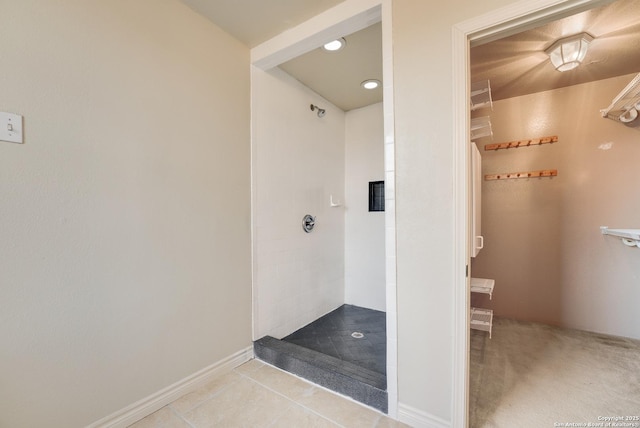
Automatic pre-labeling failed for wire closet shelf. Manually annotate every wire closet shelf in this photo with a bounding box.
[600,73,640,124]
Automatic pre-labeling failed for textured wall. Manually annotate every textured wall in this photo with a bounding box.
[345,102,386,311]
[252,67,346,340]
[471,74,640,339]
[0,1,251,426]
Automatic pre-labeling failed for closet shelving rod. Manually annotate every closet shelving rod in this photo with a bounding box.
[484,135,558,151]
[600,73,640,123]
[485,169,557,181]
[600,227,640,248]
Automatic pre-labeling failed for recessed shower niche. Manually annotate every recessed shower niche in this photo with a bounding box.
[369,180,385,212]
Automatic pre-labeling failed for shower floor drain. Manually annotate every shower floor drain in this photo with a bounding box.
[351,332,364,339]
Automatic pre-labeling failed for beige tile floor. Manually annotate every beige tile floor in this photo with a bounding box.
[129,359,409,428]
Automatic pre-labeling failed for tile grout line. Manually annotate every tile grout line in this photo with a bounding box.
[168,371,246,423]
[171,365,296,428]
[241,361,393,427]
[133,360,394,428]
[235,366,348,428]
[262,402,347,428]
[167,405,197,428]
[257,360,390,416]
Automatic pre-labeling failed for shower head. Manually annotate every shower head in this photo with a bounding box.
[310,104,326,118]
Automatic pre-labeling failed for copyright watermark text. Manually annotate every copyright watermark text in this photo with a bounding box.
[554,416,640,427]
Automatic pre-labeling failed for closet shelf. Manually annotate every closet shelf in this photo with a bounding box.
[485,169,557,181]
[484,135,558,151]
[470,308,493,338]
[600,227,640,248]
[470,116,493,141]
[600,73,640,124]
[471,278,495,299]
[471,80,493,111]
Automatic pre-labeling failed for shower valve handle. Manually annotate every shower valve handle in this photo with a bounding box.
[302,214,316,233]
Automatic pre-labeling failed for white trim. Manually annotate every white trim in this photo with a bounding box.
[398,403,450,428]
[466,0,613,46]
[87,347,254,428]
[451,0,610,427]
[250,64,258,343]
[451,21,471,428]
[381,0,398,419]
[251,0,381,70]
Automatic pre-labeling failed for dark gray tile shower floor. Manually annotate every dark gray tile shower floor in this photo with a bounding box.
[283,304,386,375]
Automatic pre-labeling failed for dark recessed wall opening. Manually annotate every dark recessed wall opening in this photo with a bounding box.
[369,181,385,212]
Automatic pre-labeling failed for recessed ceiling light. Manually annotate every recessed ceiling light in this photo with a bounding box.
[323,38,346,52]
[361,79,381,90]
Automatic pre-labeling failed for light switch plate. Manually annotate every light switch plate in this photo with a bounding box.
[0,111,24,144]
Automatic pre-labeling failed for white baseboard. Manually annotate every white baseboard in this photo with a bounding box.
[87,346,254,428]
[398,403,450,428]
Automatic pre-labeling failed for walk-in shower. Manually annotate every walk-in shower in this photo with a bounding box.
[255,304,388,412]
[284,305,386,375]
[251,20,389,414]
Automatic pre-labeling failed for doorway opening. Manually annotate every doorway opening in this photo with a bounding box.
[250,1,398,416]
[457,0,640,425]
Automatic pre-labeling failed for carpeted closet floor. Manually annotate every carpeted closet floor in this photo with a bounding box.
[470,317,640,428]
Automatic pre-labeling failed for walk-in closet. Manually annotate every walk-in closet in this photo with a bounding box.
[467,0,640,424]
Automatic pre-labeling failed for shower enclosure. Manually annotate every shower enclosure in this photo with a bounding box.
[251,66,388,411]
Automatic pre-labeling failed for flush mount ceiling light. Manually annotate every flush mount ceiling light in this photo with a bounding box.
[361,79,381,90]
[322,38,346,52]
[545,32,594,72]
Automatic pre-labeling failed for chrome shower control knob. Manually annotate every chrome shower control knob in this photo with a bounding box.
[302,215,316,233]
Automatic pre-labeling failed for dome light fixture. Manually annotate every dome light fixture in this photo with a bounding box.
[361,79,381,90]
[545,32,594,72]
[322,38,346,52]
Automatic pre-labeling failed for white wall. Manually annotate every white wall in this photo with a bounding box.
[0,1,251,427]
[252,66,346,339]
[392,0,525,423]
[472,74,640,340]
[345,102,386,311]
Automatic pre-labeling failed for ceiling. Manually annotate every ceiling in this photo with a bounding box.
[279,23,383,111]
[178,0,381,111]
[179,0,346,47]
[179,0,640,111]
[471,0,640,101]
